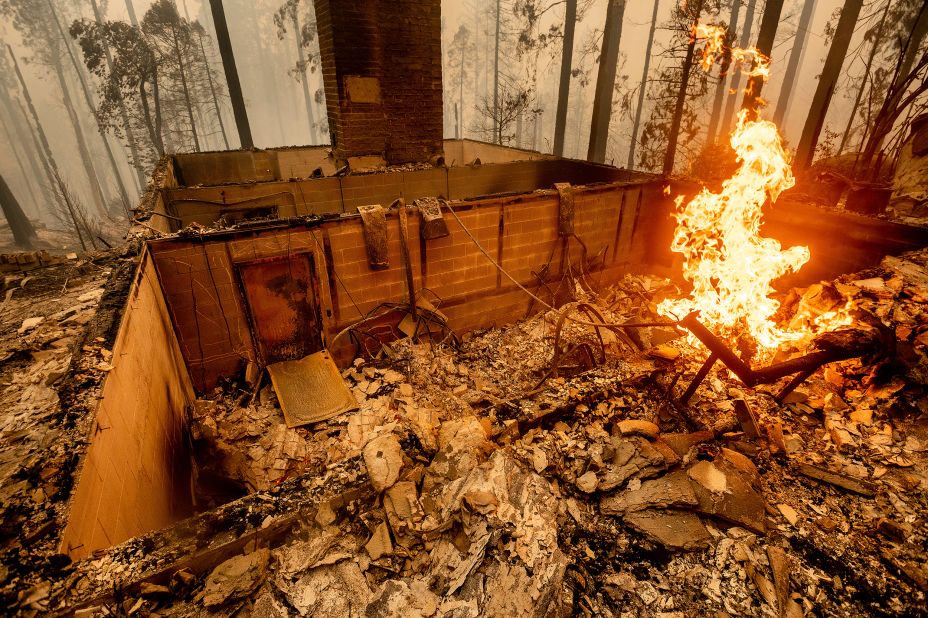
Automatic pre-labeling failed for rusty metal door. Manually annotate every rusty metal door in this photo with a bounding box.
[238,253,323,365]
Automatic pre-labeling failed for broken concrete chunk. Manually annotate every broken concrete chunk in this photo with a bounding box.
[363,433,404,492]
[365,522,393,561]
[576,470,599,493]
[615,419,659,439]
[623,509,712,550]
[719,448,759,484]
[600,471,698,514]
[648,344,680,361]
[437,415,487,451]
[366,579,438,618]
[777,503,799,526]
[18,316,43,334]
[531,446,548,473]
[687,460,728,494]
[798,463,876,497]
[732,398,759,439]
[688,459,766,534]
[202,548,270,607]
[767,545,792,618]
[659,431,714,458]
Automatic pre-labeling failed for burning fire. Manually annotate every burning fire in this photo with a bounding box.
[692,23,770,79]
[658,22,852,357]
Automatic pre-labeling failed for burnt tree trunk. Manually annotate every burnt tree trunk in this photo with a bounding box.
[741,0,785,115]
[0,88,51,213]
[838,0,891,154]
[8,45,80,222]
[196,29,230,150]
[553,0,577,157]
[492,0,501,144]
[663,16,698,175]
[706,0,741,145]
[0,173,37,249]
[0,111,41,211]
[51,59,110,216]
[721,0,757,134]
[773,0,816,127]
[898,0,928,84]
[292,11,317,144]
[628,0,660,168]
[208,0,253,149]
[795,0,864,169]
[50,0,132,213]
[91,0,147,189]
[170,21,201,152]
[587,0,626,163]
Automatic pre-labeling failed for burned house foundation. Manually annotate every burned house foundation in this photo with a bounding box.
[3,1,928,614]
[0,138,913,617]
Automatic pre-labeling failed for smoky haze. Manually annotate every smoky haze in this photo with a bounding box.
[0,0,896,241]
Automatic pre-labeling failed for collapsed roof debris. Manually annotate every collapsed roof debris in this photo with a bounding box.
[3,243,926,616]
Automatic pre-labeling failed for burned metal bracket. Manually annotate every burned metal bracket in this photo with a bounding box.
[415,197,450,240]
[357,204,389,270]
[555,182,574,236]
[677,312,881,405]
[393,198,417,318]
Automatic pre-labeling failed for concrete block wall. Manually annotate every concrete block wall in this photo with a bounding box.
[163,160,637,230]
[148,180,666,392]
[60,252,196,560]
[313,0,443,165]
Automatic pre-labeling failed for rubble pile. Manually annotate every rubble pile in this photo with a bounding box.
[0,254,136,612]
[4,248,928,616]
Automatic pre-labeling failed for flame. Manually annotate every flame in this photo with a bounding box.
[693,23,727,71]
[692,22,771,85]
[656,21,855,359]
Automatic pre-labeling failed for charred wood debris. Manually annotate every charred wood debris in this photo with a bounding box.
[0,246,927,616]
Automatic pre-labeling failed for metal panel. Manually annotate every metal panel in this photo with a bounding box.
[238,253,323,365]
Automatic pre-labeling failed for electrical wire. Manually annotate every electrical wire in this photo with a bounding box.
[442,202,679,332]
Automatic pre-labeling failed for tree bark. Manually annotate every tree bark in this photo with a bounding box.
[627,0,660,168]
[706,0,742,145]
[11,96,61,222]
[91,0,147,189]
[50,0,132,213]
[292,11,317,144]
[795,0,864,169]
[0,88,52,214]
[587,0,626,163]
[0,173,37,249]
[125,0,139,26]
[721,0,757,134]
[51,59,110,216]
[208,0,253,149]
[663,16,698,174]
[493,0,501,144]
[773,0,816,127]
[170,20,201,152]
[898,0,928,84]
[553,0,577,157]
[196,29,230,150]
[741,0,786,115]
[0,110,41,212]
[459,37,466,139]
[837,0,891,154]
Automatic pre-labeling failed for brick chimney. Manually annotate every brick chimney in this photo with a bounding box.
[313,0,444,169]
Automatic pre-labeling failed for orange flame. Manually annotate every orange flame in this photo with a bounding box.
[658,25,853,356]
[658,110,811,353]
[692,21,771,86]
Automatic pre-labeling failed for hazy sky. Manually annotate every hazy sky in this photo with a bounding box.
[0,0,887,225]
